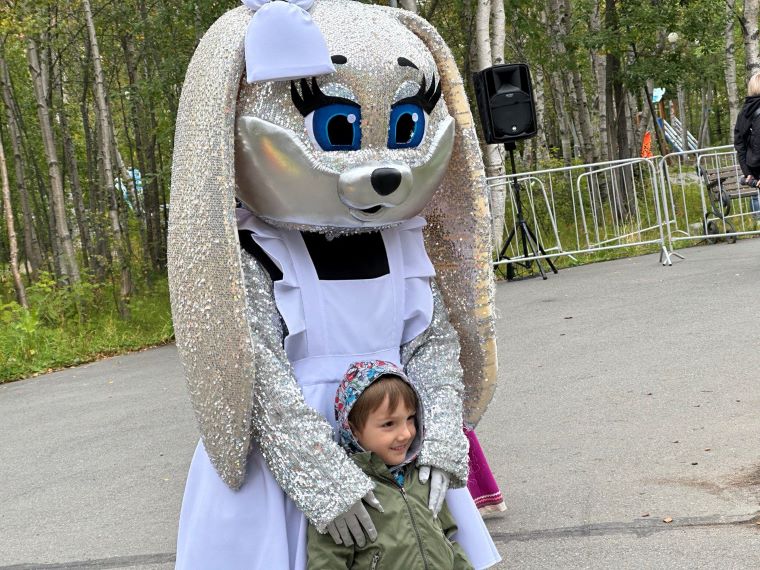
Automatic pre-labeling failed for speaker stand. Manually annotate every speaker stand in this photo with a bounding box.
[496,142,558,280]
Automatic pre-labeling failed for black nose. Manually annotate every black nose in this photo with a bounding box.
[371,168,402,196]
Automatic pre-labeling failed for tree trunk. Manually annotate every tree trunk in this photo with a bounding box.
[110,117,141,218]
[590,0,609,162]
[743,0,760,77]
[596,62,610,162]
[699,84,713,147]
[474,0,508,249]
[56,60,92,271]
[677,84,688,150]
[80,34,109,280]
[549,70,573,163]
[542,4,580,161]
[399,0,417,12]
[8,56,52,266]
[0,54,42,278]
[83,0,132,316]
[155,140,169,268]
[122,33,165,272]
[604,0,634,217]
[558,0,597,162]
[488,0,507,247]
[490,0,505,65]
[725,0,740,131]
[605,0,630,163]
[0,130,28,307]
[573,70,597,163]
[612,87,630,162]
[605,0,619,162]
[624,92,636,156]
[26,38,80,284]
[528,64,550,166]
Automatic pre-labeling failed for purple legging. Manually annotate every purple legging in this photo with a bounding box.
[465,429,505,509]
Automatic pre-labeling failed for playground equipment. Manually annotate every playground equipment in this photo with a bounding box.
[658,117,698,153]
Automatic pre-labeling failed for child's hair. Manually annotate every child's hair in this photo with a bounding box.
[348,375,417,432]
[749,73,760,96]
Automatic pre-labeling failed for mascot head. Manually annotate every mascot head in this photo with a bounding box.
[234,1,455,231]
[169,0,497,488]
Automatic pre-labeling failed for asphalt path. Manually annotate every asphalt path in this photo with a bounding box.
[1,240,759,569]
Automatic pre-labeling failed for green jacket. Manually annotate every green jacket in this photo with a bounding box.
[307,452,473,570]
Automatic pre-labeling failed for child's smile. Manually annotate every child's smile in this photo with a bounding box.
[353,396,417,467]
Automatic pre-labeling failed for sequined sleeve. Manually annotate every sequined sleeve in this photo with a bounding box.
[241,251,375,532]
[401,279,469,487]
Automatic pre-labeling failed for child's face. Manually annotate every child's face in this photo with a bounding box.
[353,396,417,466]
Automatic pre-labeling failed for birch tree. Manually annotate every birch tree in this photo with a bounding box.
[725,0,740,129]
[83,0,132,315]
[590,0,609,161]
[698,84,714,147]
[742,0,760,77]
[473,0,508,249]
[26,38,80,284]
[0,54,42,277]
[526,64,550,166]
[55,60,92,271]
[0,133,27,308]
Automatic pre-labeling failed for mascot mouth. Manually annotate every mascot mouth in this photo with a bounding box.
[349,204,387,220]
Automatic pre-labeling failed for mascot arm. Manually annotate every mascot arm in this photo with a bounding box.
[241,251,375,532]
[401,279,469,487]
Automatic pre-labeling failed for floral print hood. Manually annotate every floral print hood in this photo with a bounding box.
[335,360,424,472]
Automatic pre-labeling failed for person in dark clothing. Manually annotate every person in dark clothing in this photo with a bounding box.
[733,73,760,217]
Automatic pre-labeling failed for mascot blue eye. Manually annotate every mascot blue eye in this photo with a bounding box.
[388,103,425,149]
[306,103,362,151]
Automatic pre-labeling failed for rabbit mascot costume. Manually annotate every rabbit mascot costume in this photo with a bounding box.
[168,0,500,567]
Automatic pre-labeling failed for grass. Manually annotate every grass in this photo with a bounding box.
[0,272,174,383]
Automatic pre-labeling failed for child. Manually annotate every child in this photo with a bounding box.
[307,360,473,569]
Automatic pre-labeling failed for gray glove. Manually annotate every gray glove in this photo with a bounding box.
[418,465,450,517]
[325,490,383,547]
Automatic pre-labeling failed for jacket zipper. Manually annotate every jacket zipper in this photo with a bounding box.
[370,551,381,570]
[398,485,430,570]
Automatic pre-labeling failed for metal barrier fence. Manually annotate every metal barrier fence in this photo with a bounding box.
[488,157,669,269]
[658,147,760,255]
[488,145,760,271]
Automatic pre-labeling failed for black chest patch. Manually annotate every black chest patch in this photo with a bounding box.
[238,230,389,281]
[301,231,389,280]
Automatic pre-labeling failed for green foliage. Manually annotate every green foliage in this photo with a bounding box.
[0,275,173,382]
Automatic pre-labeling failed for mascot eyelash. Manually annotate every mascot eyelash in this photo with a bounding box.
[291,78,362,151]
[289,74,442,117]
[290,77,358,117]
[394,74,442,114]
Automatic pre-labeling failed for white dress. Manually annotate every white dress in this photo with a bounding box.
[175,216,501,569]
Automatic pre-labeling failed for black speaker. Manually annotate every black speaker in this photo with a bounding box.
[473,63,537,145]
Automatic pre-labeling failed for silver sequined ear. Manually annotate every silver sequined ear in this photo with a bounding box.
[169,7,256,490]
[391,7,498,428]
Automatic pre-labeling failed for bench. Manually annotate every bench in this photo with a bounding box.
[698,164,760,242]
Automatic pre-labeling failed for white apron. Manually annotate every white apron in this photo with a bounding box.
[175,217,500,569]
